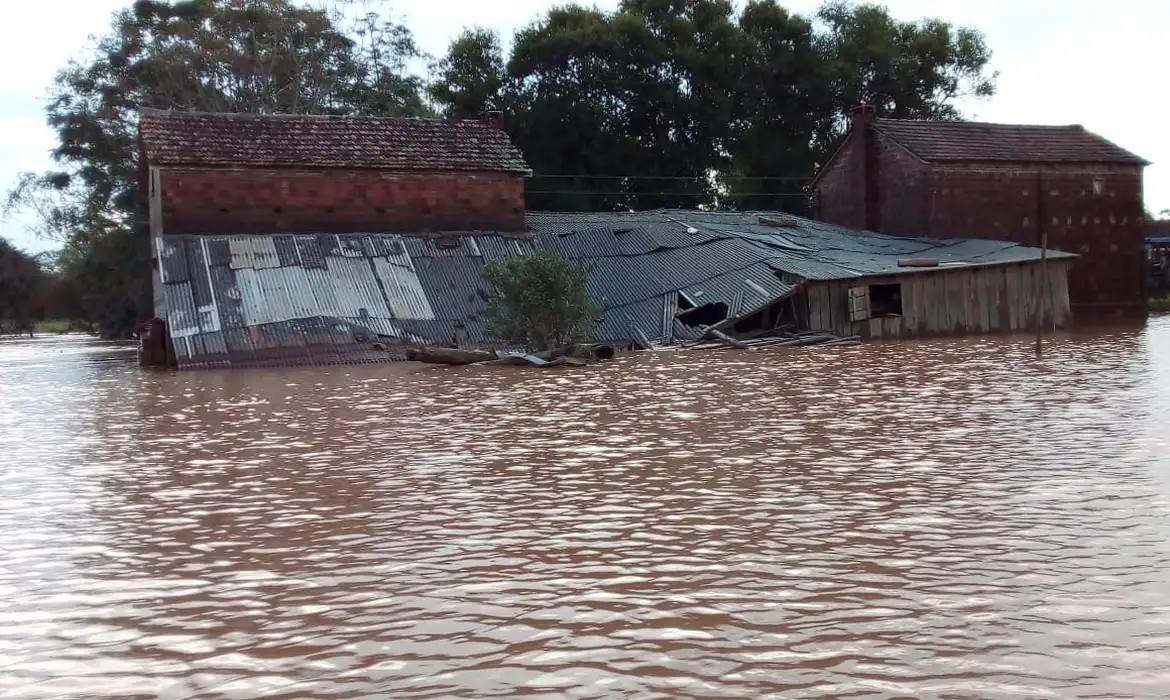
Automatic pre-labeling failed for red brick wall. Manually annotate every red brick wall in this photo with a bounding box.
[814,132,867,230]
[925,163,1146,308]
[815,129,928,234]
[159,168,526,234]
[875,131,929,237]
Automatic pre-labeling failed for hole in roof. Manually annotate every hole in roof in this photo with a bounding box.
[613,227,634,235]
[676,302,728,328]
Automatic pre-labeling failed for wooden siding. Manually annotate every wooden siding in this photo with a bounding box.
[800,260,1072,339]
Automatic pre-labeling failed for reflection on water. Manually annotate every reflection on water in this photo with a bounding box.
[2,321,1170,699]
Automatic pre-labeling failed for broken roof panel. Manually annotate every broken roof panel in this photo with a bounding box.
[139,109,532,174]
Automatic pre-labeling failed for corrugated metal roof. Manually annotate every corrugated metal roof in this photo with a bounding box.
[157,209,1066,368]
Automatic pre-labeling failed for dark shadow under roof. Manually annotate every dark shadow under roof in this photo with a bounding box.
[138,109,532,174]
[874,118,1149,165]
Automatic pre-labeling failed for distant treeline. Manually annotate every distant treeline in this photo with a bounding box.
[4,0,995,338]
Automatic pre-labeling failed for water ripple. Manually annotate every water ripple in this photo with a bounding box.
[1,321,1170,698]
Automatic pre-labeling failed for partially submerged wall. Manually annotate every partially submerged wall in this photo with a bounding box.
[800,260,1072,339]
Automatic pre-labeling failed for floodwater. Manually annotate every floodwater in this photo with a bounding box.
[2,320,1170,700]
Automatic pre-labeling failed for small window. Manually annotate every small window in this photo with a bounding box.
[1093,177,1106,196]
[870,283,903,318]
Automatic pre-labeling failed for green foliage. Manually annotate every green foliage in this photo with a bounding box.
[0,239,80,335]
[6,0,431,338]
[430,0,997,212]
[484,251,599,351]
[9,0,997,341]
[428,28,505,119]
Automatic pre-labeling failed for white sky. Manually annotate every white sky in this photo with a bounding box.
[2,0,1167,253]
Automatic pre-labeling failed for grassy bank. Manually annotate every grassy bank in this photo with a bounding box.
[1,319,92,336]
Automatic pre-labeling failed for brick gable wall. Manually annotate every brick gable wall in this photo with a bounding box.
[814,133,866,230]
[815,130,928,235]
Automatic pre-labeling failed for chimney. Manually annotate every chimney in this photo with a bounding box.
[482,110,504,129]
[848,104,880,232]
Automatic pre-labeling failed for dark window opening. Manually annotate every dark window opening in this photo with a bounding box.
[870,283,903,317]
[325,207,335,214]
[423,206,434,215]
[676,302,728,328]
[218,207,230,214]
[375,207,387,215]
[273,207,283,215]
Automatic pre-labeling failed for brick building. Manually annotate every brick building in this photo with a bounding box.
[812,107,1150,312]
[138,109,531,236]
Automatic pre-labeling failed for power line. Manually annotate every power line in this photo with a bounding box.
[525,190,810,197]
[530,173,813,182]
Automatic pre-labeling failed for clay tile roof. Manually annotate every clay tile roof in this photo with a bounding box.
[138,109,531,174]
[874,118,1149,166]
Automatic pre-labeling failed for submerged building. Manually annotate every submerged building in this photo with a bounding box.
[812,107,1148,314]
[140,110,1072,369]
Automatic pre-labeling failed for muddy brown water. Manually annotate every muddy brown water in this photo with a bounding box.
[2,320,1170,699]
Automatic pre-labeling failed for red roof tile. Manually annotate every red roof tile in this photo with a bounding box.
[139,109,531,174]
[874,119,1149,165]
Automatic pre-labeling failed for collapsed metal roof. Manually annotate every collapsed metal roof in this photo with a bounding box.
[156,210,1069,369]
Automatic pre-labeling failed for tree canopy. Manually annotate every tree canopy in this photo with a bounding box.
[7,0,995,339]
[6,0,432,338]
[431,0,996,211]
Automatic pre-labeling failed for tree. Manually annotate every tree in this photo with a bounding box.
[0,239,51,335]
[428,28,505,119]
[484,251,598,351]
[6,0,431,339]
[814,1,996,142]
[430,0,997,212]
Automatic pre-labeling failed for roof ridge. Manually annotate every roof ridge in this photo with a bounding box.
[139,108,486,126]
[875,117,1086,131]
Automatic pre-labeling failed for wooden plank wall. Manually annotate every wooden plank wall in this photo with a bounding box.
[800,260,1072,339]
